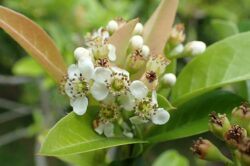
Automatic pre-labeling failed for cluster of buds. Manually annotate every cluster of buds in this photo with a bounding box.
[61,18,177,138]
[191,103,250,165]
[167,23,206,58]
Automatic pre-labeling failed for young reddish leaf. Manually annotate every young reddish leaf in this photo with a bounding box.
[108,18,138,67]
[0,6,66,82]
[143,0,179,55]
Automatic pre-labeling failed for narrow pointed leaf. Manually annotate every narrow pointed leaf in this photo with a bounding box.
[40,112,146,156]
[144,0,178,55]
[0,6,66,82]
[108,18,138,67]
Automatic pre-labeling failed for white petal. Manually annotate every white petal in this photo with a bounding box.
[64,81,73,98]
[91,82,109,101]
[185,41,206,55]
[151,108,170,125]
[111,66,129,77]
[133,23,143,35]
[152,90,158,106]
[102,94,115,105]
[123,131,134,138]
[130,116,148,124]
[104,123,114,137]
[118,94,135,111]
[78,58,94,80]
[93,67,112,83]
[94,122,105,135]
[107,44,116,61]
[171,44,184,56]
[141,45,150,58]
[67,64,80,79]
[130,80,148,99]
[70,97,88,115]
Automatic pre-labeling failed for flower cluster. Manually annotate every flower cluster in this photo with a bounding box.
[62,19,173,138]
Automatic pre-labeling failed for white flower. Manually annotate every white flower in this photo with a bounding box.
[107,44,116,61]
[129,91,170,125]
[185,41,206,55]
[95,122,114,138]
[64,58,94,115]
[107,20,118,33]
[162,73,177,87]
[133,22,144,35]
[130,35,144,50]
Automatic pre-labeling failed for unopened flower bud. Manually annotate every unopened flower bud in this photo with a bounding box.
[133,22,144,35]
[191,138,232,163]
[170,44,184,56]
[141,45,150,59]
[74,47,90,60]
[232,103,250,133]
[162,73,176,87]
[208,112,231,140]
[107,20,118,33]
[224,125,247,148]
[130,35,144,50]
[184,41,206,56]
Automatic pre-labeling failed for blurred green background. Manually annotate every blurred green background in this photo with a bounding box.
[0,0,250,165]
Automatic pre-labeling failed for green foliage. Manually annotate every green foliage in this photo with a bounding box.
[147,91,243,142]
[172,32,250,105]
[152,150,189,166]
[40,111,146,156]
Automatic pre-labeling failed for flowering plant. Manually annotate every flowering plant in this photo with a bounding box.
[1,0,250,165]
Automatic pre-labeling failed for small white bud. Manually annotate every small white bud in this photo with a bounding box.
[141,45,150,58]
[130,35,144,50]
[171,44,184,56]
[133,23,144,35]
[106,20,118,33]
[185,41,206,56]
[74,47,90,60]
[162,73,177,87]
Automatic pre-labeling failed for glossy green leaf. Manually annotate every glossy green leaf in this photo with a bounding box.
[172,32,250,105]
[40,112,145,156]
[152,150,189,166]
[157,94,176,111]
[147,91,243,142]
[58,151,105,166]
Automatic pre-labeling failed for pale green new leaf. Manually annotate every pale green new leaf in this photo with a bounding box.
[40,112,145,156]
[172,32,250,105]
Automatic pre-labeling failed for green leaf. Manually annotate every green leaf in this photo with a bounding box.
[40,112,145,156]
[58,151,105,166]
[157,94,176,111]
[172,32,250,105]
[147,91,243,142]
[13,57,44,76]
[152,150,189,166]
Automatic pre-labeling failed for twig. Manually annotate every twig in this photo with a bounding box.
[0,75,33,85]
[0,128,28,147]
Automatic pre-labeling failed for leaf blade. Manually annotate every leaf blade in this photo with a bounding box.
[143,0,179,55]
[40,112,146,156]
[172,32,250,105]
[0,6,66,82]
